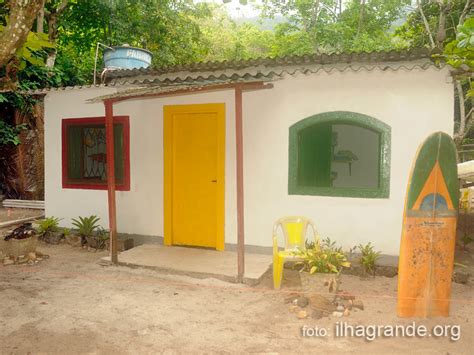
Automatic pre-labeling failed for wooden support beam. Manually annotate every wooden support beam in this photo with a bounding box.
[101,82,274,104]
[235,86,245,283]
[105,100,118,264]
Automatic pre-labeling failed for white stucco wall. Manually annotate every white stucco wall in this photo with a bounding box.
[45,87,238,244]
[44,66,454,255]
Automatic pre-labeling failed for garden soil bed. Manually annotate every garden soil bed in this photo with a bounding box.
[0,245,472,353]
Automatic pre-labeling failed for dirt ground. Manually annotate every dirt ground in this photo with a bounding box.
[0,207,43,224]
[0,244,472,354]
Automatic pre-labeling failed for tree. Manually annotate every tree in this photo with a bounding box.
[200,6,275,61]
[396,0,472,148]
[261,0,411,53]
[442,18,473,147]
[0,0,44,68]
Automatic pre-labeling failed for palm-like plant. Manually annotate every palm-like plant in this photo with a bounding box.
[72,215,101,237]
[37,216,61,235]
[358,242,381,276]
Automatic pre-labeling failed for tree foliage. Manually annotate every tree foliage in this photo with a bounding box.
[0,0,44,68]
[52,0,213,84]
[261,0,412,53]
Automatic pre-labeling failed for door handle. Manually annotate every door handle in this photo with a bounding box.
[211,180,217,183]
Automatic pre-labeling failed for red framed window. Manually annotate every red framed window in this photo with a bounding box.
[62,116,130,191]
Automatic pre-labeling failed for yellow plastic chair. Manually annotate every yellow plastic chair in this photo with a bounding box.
[273,216,319,289]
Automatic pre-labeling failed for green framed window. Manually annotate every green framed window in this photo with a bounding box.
[288,111,391,198]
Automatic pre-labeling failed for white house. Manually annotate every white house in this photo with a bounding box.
[38,48,454,260]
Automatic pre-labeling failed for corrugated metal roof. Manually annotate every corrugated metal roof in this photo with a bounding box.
[23,48,440,95]
[105,48,438,85]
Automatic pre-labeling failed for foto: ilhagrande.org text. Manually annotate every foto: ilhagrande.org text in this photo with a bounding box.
[301,322,461,342]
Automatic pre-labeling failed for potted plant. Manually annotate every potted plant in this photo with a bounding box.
[71,215,101,248]
[37,217,63,244]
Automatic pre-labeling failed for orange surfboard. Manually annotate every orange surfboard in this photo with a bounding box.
[398,132,458,318]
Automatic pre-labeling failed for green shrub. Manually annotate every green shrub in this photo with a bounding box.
[358,242,381,275]
[72,215,101,237]
[294,238,350,274]
[95,227,110,241]
[37,217,61,235]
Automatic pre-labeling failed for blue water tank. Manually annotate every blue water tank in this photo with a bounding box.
[103,46,152,70]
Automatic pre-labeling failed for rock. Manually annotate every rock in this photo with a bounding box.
[311,309,323,319]
[3,258,14,266]
[289,305,299,313]
[18,256,28,264]
[308,294,337,314]
[375,265,398,278]
[27,252,36,262]
[284,293,300,304]
[342,300,352,310]
[297,310,308,319]
[337,291,355,300]
[353,300,364,311]
[336,305,344,312]
[453,271,469,284]
[332,311,344,318]
[296,296,309,308]
[343,309,350,317]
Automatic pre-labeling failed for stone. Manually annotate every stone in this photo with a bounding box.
[343,309,350,317]
[297,310,308,319]
[342,300,352,310]
[308,294,337,314]
[289,305,299,313]
[352,300,364,311]
[453,271,469,284]
[336,305,344,312]
[18,256,28,264]
[27,252,36,262]
[296,296,309,308]
[375,266,398,278]
[332,311,344,318]
[337,291,355,300]
[284,293,300,304]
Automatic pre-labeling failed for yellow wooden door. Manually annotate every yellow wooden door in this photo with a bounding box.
[164,104,225,250]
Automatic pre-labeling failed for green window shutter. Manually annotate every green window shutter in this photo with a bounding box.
[297,123,332,187]
[113,123,124,183]
[67,126,83,179]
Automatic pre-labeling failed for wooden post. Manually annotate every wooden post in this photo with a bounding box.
[235,87,245,283]
[105,100,118,264]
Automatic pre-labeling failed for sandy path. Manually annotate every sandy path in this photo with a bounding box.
[0,244,472,354]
